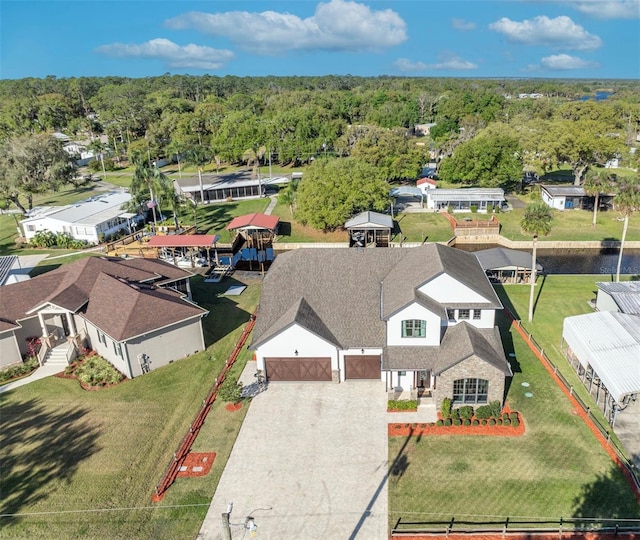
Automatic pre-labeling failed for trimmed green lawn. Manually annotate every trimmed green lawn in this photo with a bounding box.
[496,205,640,242]
[393,212,455,243]
[389,309,640,526]
[0,276,262,539]
[494,275,630,425]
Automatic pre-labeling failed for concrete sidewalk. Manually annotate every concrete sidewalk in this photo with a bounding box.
[0,363,64,394]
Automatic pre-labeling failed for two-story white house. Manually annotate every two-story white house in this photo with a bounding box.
[250,244,511,407]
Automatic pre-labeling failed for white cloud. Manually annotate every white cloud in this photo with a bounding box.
[489,15,602,50]
[535,0,640,19]
[95,38,235,69]
[451,18,476,30]
[573,0,640,18]
[395,53,477,72]
[394,58,428,72]
[165,0,407,54]
[540,53,598,69]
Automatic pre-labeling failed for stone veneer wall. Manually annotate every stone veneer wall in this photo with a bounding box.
[433,355,507,410]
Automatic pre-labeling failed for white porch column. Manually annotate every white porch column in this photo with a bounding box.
[37,312,48,338]
[66,312,77,336]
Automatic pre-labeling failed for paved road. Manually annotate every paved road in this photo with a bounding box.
[198,380,389,540]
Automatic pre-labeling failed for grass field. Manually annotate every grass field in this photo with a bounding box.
[496,204,640,242]
[389,275,640,526]
[0,275,262,539]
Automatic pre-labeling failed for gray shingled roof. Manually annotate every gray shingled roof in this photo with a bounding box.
[0,256,205,340]
[383,323,510,374]
[251,244,502,350]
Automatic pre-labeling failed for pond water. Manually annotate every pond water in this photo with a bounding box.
[458,245,640,276]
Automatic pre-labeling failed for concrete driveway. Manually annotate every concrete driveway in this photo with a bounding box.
[198,381,389,540]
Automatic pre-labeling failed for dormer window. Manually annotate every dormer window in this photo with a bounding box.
[402,319,426,338]
[458,309,470,320]
[473,309,481,320]
[447,309,456,321]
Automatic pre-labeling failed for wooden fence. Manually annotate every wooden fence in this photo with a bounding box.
[152,310,257,502]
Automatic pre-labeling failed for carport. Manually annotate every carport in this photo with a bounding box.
[562,311,640,426]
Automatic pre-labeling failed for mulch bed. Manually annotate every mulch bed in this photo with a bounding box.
[225,401,243,411]
[388,411,525,437]
[177,452,216,478]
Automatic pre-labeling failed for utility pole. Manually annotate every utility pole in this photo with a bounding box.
[221,501,233,540]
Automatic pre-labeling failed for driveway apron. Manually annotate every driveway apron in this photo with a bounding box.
[198,381,389,540]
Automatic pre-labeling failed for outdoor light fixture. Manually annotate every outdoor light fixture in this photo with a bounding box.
[294,349,299,356]
[361,349,365,354]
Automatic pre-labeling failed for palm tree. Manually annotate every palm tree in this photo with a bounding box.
[88,138,107,181]
[583,170,613,227]
[521,201,554,322]
[278,179,300,216]
[130,159,171,229]
[185,146,211,204]
[613,176,640,282]
[243,144,267,197]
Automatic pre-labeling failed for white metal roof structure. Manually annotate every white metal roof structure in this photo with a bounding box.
[21,191,133,227]
[596,282,640,315]
[563,311,640,404]
[345,211,393,229]
[427,188,505,203]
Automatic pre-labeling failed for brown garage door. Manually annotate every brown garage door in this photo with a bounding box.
[265,357,332,381]
[344,355,381,380]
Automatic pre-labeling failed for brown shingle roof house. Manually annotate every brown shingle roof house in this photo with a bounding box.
[250,243,511,408]
[0,256,208,378]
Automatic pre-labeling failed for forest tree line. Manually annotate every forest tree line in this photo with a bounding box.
[0,75,638,228]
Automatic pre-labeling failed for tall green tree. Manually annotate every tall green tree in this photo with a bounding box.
[295,158,389,231]
[612,176,640,282]
[546,119,621,185]
[438,130,522,188]
[129,160,171,228]
[583,170,614,227]
[520,202,554,322]
[0,134,75,213]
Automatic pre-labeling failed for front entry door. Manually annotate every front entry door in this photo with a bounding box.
[417,370,431,395]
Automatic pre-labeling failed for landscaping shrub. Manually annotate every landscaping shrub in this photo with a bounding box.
[451,408,460,420]
[463,419,471,426]
[489,400,502,418]
[75,355,124,387]
[472,419,480,426]
[444,418,452,426]
[512,419,520,427]
[503,412,510,420]
[496,418,503,426]
[470,204,478,213]
[440,397,452,418]
[0,357,38,384]
[503,418,511,426]
[218,377,243,404]
[388,399,418,411]
[458,406,474,419]
[488,418,496,425]
[436,419,444,427]
[475,404,492,419]
[453,418,462,426]
[510,412,519,421]
[481,419,487,425]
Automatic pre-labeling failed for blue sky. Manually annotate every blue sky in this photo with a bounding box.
[1,0,639,80]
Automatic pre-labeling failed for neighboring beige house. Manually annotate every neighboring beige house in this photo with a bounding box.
[250,244,511,408]
[0,256,208,378]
